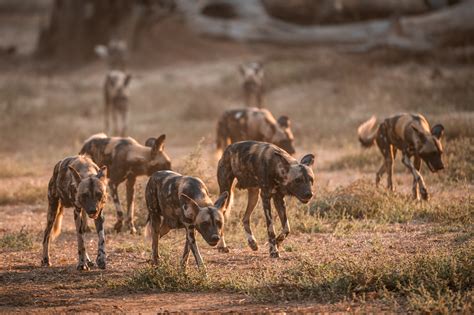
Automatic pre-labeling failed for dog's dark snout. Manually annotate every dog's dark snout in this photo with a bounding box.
[211,235,220,242]
[303,192,313,199]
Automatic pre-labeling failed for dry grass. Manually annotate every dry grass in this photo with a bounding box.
[0,181,46,206]
[0,227,34,251]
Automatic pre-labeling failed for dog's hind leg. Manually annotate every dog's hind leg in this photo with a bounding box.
[242,188,260,251]
[375,163,385,187]
[41,196,60,267]
[109,182,125,232]
[125,176,137,234]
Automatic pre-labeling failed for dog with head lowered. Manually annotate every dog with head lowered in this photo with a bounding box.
[145,171,228,269]
[216,107,295,155]
[42,155,108,270]
[358,113,445,200]
[79,133,172,233]
[217,141,315,258]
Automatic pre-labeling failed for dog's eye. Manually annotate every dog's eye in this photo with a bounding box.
[201,222,210,229]
[216,221,222,228]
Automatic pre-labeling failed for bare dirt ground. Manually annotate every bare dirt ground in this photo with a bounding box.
[0,8,473,314]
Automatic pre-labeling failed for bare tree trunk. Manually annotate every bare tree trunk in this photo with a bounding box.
[177,0,474,52]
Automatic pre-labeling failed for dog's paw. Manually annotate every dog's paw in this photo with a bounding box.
[41,257,51,267]
[247,239,259,251]
[217,246,230,253]
[113,220,123,233]
[269,251,280,258]
[96,256,106,270]
[76,262,90,271]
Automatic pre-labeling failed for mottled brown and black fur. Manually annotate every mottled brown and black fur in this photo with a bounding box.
[358,113,445,200]
[80,133,172,233]
[216,107,295,155]
[240,62,264,108]
[42,155,108,270]
[145,171,228,269]
[104,70,131,136]
[217,141,315,257]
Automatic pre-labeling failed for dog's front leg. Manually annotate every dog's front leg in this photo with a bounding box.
[402,153,428,200]
[94,213,106,269]
[74,208,92,270]
[185,226,205,269]
[180,238,191,270]
[273,193,289,248]
[261,190,279,258]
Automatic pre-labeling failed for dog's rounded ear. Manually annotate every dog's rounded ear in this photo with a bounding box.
[152,134,166,154]
[145,137,156,148]
[179,193,200,220]
[431,124,445,140]
[214,191,229,210]
[68,165,82,185]
[300,154,315,167]
[97,166,108,182]
[277,115,290,128]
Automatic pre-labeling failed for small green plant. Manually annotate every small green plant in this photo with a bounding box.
[0,227,34,251]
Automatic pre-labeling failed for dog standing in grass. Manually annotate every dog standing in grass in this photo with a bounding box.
[217,141,315,257]
[240,62,264,108]
[358,113,445,200]
[216,107,295,156]
[41,155,108,270]
[145,170,228,269]
[104,71,131,136]
[80,133,172,234]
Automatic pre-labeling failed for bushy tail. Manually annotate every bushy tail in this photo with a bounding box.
[357,115,379,148]
[216,117,230,157]
[51,207,64,241]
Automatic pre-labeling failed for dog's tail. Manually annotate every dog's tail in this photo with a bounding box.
[357,115,379,148]
[216,116,230,158]
[51,206,64,241]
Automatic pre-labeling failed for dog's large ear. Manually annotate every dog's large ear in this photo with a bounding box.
[180,193,200,221]
[68,166,82,185]
[300,154,315,167]
[152,134,166,154]
[431,124,444,140]
[214,191,228,211]
[97,166,108,183]
[277,115,290,128]
[274,151,292,178]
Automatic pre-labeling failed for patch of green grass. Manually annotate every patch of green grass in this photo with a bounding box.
[0,228,34,251]
[0,182,46,205]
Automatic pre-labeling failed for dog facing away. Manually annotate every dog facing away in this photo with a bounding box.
[42,155,108,270]
[217,141,314,258]
[79,133,172,233]
[145,170,228,269]
[358,113,445,200]
[239,62,264,108]
[216,107,295,156]
[104,70,131,136]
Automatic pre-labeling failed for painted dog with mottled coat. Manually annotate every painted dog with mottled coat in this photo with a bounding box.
[216,107,295,155]
[358,113,445,200]
[240,62,264,108]
[217,141,314,257]
[145,171,228,269]
[104,70,132,136]
[79,133,172,233]
[42,155,108,270]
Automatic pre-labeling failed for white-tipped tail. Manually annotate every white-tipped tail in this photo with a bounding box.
[84,133,107,144]
[357,115,378,148]
[51,207,64,241]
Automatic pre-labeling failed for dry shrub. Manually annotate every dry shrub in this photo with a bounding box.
[0,227,34,251]
[440,137,474,183]
[0,181,46,205]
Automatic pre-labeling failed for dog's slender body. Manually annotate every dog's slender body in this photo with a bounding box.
[358,113,445,200]
[42,155,108,270]
[216,107,295,155]
[104,71,131,136]
[217,141,314,257]
[79,133,171,233]
[240,62,264,108]
[145,170,228,269]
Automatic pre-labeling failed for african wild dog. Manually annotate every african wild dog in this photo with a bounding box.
[41,155,108,270]
[358,113,445,200]
[240,62,264,108]
[216,107,295,156]
[79,133,172,234]
[145,171,228,269]
[95,39,128,70]
[217,141,314,257]
[104,70,132,136]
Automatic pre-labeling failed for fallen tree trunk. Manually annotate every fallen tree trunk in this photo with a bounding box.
[177,0,474,52]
